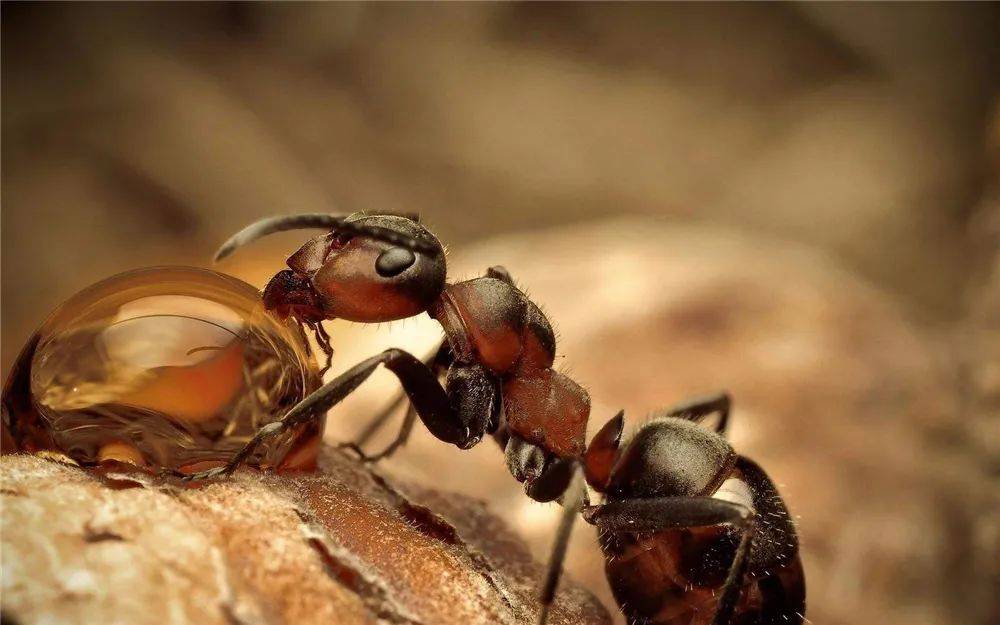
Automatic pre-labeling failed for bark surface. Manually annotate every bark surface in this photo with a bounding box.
[0,448,610,625]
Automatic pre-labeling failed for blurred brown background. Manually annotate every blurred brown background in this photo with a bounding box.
[3,3,999,625]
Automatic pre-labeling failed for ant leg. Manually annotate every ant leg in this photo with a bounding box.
[346,341,451,457]
[310,321,334,377]
[346,403,418,464]
[352,392,409,448]
[183,348,490,481]
[486,265,514,284]
[536,463,586,625]
[583,495,751,532]
[716,527,753,625]
[585,496,754,625]
[656,391,731,434]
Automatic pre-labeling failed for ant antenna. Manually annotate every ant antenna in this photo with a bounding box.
[213,213,438,262]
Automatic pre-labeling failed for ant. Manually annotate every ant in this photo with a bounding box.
[182,212,805,625]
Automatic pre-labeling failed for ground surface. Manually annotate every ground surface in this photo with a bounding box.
[0,449,609,625]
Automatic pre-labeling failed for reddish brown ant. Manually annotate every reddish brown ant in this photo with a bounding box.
[184,212,805,625]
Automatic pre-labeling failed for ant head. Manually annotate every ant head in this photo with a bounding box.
[216,213,446,323]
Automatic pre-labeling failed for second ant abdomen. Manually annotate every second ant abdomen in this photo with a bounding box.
[600,459,805,625]
[602,528,804,625]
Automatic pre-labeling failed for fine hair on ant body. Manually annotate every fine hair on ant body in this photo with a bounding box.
[181,212,805,625]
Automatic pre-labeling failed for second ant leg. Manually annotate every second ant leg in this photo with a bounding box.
[347,341,452,461]
[353,392,409,449]
[535,463,586,625]
[658,391,731,434]
[311,321,334,377]
[486,265,514,284]
[344,403,418,463]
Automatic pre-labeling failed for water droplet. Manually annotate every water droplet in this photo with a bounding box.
[2,267,321,474]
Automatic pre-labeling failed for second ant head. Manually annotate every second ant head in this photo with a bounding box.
[216,213,446,323]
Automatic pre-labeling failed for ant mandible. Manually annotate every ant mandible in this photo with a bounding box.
[184,212,805,625]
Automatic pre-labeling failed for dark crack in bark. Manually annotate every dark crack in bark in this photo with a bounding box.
[363,466,524,622]
[82,527,124,543]
[304,534,423,625]
[396,500,461,545]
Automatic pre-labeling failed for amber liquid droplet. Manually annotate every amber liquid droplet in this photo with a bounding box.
[2,267,321,474]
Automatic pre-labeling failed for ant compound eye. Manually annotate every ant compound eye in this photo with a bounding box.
[375,247,416,277]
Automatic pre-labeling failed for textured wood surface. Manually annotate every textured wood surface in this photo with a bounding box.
[0,448,610,625]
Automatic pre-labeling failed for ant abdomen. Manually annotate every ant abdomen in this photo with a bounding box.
[604,418,736,499]
[598,418,805,625]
